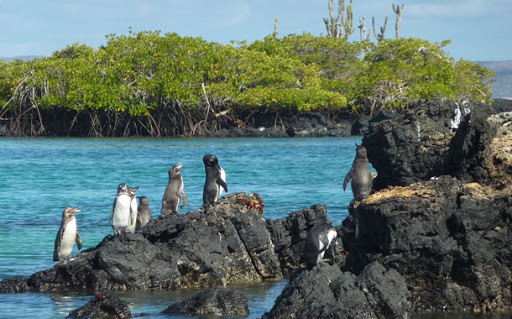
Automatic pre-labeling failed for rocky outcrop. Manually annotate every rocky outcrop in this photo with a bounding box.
[363,100,496,189]
[67,293,132,319]
[264,102,512,318]
[266,204,343,274]
[163,287,249,317]
[342,176,512,312]
[0,192,330,293]
[263,262,410,319]
[264,178,512,318]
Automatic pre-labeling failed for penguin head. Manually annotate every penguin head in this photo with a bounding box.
[62,207,82,220]
[355,144,368,159]
[117,183,128,193]
[138,196,149,205]
[169,162,183,178]
[128,187,139,195]
[203,154,219,169]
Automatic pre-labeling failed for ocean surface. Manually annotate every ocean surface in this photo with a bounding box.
[0,137,359,318]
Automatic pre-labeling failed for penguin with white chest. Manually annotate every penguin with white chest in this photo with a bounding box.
[202,154,228,208]
[343,143,372,201]
[161,162,188,216]
[126,186,139,233]
[110,183,139,235]
[304,223,338,269]
[53,207,83,262]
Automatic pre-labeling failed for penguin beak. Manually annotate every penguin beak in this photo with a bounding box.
[176,162,183,169]
[72,207,82,213]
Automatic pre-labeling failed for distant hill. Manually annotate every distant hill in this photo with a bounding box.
[1,55,42,62]
[477,61,512,99]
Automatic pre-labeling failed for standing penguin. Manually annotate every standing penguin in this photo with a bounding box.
[126,186,139,233]
[304,223,337,269]
[110,183,138,235]
[161,163,188,216]
[136,196,152,231]
[343,143,372,201]
[53,207,83,262]
[202,154,228,208]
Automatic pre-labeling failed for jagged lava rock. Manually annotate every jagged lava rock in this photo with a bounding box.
[0,192,282,292]
[163,287,249,317]
[262,262,410,319]
[66,293,132,319]
[342,176,512,313]
[266,204,338,273]
[0,192,336,293]
[363,100,496,189]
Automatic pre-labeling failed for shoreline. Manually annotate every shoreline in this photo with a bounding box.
[1,98,511,139]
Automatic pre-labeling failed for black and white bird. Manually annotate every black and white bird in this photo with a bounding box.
[110,183,138,235]
[53,207,83,262]
[304,223,338,269]
[343,143,372,201]
[136,196,152,231]
[161,162,188,216]
[126,186,139,233]
[202,154,228,208]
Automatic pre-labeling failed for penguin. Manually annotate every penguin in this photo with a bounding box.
[304,223,337,270]
[161,162,188,216]
[126,186,139,233]
[53,207,83,262]
[136,196,152,231]
[202,154,228,208]
[343,143,372,201]
[110,183,138,235]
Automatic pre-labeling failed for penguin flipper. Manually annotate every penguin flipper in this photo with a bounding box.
[129,206,134,226]
[179,190,188,208]
[75,232,83,250]
[343,169,353,191]
[217,178,228,193]
[53,230,62,262]
[110,195,118,224]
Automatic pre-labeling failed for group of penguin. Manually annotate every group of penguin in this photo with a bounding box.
[53,154,227,262]
[54,144,373,271]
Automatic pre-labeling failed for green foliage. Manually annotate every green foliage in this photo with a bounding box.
[353,38,494,111]
[0,31,495,123]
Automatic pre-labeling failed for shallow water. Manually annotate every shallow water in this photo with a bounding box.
[0,137,358,318]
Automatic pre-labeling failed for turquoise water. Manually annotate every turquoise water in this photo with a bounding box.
[0,137,358,318]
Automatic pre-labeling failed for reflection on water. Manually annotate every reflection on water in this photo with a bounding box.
[43,280,288,318]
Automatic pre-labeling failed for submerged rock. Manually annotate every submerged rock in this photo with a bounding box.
[163,287,249,317]
[66,293,131,319]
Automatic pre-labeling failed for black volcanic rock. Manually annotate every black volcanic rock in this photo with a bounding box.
[266,204,345,273]
[343,176,512,313]
[67,293,131,319]
[363,99,496,190]
[164,287,249,317]
[0,193,334,293]
[0,192,284,292]
[262,262,410,319]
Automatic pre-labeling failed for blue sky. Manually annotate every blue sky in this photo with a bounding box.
[0,0,510,61]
